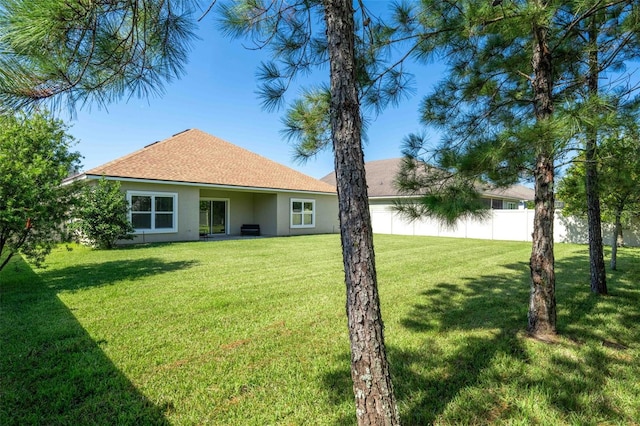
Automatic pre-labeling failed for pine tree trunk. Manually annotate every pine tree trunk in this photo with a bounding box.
[528,11,557,338]
[322,0,400,424]
[585,136,607,292]
[611,208,623,271]
[585,15,607,294]
[528,151,557,337]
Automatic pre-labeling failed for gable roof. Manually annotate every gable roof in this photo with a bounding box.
[84,129,336,194]
[320,158,534,200]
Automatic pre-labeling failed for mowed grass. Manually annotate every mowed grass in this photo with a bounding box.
[1,234,639,425]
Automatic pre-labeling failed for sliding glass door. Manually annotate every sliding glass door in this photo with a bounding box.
[199,199,228,235]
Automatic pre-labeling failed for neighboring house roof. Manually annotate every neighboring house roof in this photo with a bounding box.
[320,158,534,200]
[83,129,336,194]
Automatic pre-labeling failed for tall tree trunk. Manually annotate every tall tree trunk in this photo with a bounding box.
[585,16,607,294]
[528,12,557,338]
[322,0,400,424]
[610,207,623,271]
[586,138,607,290]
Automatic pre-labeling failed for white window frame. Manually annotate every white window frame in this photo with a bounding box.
[290,198,316,228]
[127,191,178,234]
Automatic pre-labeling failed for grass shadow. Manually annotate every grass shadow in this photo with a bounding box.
[391,262,531,424]
[320,248,640,424]
[319,262,531,425]
[0,256,173,425]
[35,257,199,292]
[556,247,640,345]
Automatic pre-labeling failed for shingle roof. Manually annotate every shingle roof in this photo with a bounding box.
[320,158,534,200]
[320,158,402,198]
[85,129,336,194]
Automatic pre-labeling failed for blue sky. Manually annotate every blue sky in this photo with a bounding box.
[64,12,444,180]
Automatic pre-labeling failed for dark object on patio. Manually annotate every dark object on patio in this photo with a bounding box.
[241,224,261,236]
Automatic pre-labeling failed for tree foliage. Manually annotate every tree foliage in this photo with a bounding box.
[385,0,638,336]
[0,111,81,271]
[393,153,491,227]
[71,178,134,249]
[220,1,403,422]
[567,0,640,294]
[219,1,417,160]
[0,0,197,112]
[558,120,640,269]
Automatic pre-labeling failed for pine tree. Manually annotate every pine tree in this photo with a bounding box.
[0,0,196,112]
[558,118,640,271]
[389,0,637,335]
[566,0,639,293]
[220,1,403,422]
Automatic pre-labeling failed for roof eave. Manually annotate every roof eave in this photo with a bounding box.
[84,174,337,195]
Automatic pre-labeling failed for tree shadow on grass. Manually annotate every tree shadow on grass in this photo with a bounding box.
[35,257,199,292]
[320,263,532,425]
[0,256,185,425]
[556,248,640,344]
[321,251,640,424]
[392,262,531,424]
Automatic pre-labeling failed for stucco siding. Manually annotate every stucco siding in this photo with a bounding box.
[98,177,339,243]
[276,193,339,236]
[117,181,200,243]
[254,194,278,236]
[200,189,257,235]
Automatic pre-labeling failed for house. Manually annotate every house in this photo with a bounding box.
[320,158,534,208]
[321,158,537,242]
[76,129,339,243]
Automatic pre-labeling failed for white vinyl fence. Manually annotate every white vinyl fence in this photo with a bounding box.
[370,204,640,247]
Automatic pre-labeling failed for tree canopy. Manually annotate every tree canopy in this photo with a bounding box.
[558,119,640,269]
[0,111,81,271]
[390,0,639,335]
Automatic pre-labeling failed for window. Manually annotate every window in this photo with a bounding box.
[505,201,518,210]
[127,191,178,233]
[290,198,315,228]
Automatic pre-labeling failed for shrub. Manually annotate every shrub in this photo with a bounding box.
[72,178,134,249]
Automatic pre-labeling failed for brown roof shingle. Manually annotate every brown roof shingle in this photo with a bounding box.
[320,158,534,200]
[320,158,402,198]
[86,129,336,194]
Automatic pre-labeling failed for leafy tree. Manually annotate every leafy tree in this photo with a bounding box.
[558,123,640,270]
[0,111,81,271]
[71,178,134,249]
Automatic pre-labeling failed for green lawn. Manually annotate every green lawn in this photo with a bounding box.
[1,234,639,425]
